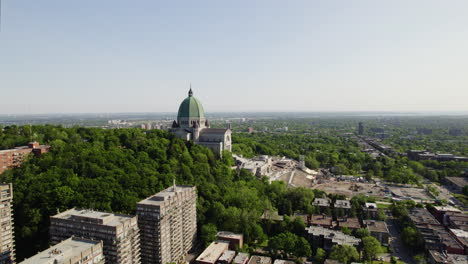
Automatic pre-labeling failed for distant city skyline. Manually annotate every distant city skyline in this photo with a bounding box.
[1,1,467,114]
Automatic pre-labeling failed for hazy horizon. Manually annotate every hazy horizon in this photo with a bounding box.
[1,1,468,114]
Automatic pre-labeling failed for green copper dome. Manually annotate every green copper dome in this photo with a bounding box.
[177,88,205,120]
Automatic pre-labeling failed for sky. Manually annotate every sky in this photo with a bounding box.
[1,0,467,114]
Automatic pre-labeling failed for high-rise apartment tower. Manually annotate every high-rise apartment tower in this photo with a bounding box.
[137,185,197,264]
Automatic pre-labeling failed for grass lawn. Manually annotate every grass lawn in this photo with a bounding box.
[376,202,392,209]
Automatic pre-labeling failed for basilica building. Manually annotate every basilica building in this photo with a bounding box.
[171,88,232,155]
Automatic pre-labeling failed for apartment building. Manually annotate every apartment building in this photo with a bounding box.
[0,184,14,264]
[136,184,197,264]
[0,142,49,174]
[50,208,140,264]
[20,237,105,264]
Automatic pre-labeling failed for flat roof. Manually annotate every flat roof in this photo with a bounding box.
[273,260,295,264]
[364,203,377,209]
[310,214,334,226]
[446,177,468,187]
[248,255,272,264]
[363,220,389,233]
[20,237,101,264]
[137,185,195,206]
[232,252,249,264]
[409,208,440,226]
[337,217,361,229]
[306,226,361,246]
[52,208,135,227]
[218,250,236,262]
[433,206,461,213]
[196,240,229,264]
[335,200,351,208]
[217,231,243,240]
[313,198,331,206]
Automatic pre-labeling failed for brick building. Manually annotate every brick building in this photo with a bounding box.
[136,184,197,264]
[0,142,49,174]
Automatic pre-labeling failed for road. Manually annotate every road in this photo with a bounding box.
[386,218,416,264]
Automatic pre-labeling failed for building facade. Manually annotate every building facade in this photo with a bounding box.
[170,88,231,155]
[136,185,197,264]
[50,208,141,264]
[0,142,49,174]
[0,184,14,264]
[20,237,105,264]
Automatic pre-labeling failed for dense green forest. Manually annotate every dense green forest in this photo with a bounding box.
[0,125,322,260]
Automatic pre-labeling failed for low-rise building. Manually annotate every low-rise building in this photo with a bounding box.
[19,237,105,264]
[217,250,236,264]
[232,253,249,264]
[50,208,140,264]
[261,210,284,222]
[336,217,361,230]
[409,208,441,227]
[273,260,295,264]
[313,198,331,208]
[427,250,467,264]
[445,177,468,194]
[334,200,351,210]
[363,220,389,246]
[217,231,243,250]
[310,215,334,229]
[444,212,468,231]
[247,255,271,264]
[363,203,379,219]
[431,206,461,224]
[306,226,361,251]
[417,224,464,255]
[449,229,468,255]
[196,241,230,264]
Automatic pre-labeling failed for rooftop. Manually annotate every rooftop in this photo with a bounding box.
[313,198,331,206]
[363,220,389,233]
[335,200,351,209]
[409,208,440,226]
[261,210,284,221]
[446,177,468,188]
[273,260,295,264]
[20,237,102,264]
[217,231,243,240]
[364,203,378,209]
[336,217,361,229]
[306,226,361,247]
[52,208,135,227]
[428,250,467,264]
[196,241,230,264]
[137,185,195,207]
[232,252,249,264]
[248,255,272,264]
[310,214,334,227]
[218,250,236,263]
[433,206,462,213]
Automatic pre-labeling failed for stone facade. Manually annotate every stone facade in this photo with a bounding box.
[171,89,231,155]
[136,185,197,264]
